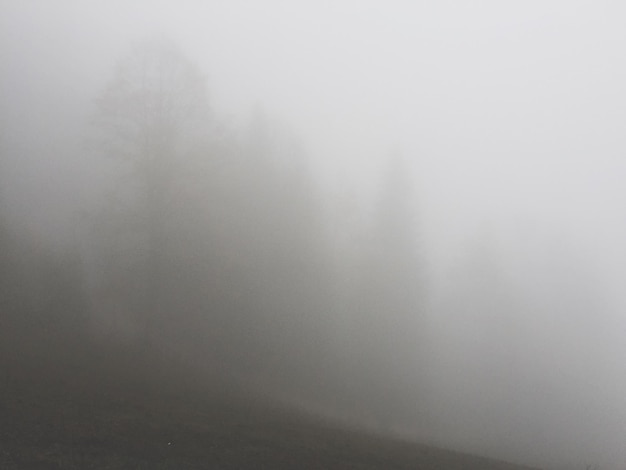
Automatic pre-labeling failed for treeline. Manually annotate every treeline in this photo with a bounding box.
[76,38,425,421]
[1,40,617,464]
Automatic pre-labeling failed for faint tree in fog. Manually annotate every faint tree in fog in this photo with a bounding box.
[215,109,334,395]
[454,233,521,376]
[91,41,335,397]
[93,38,210,346]
[353,153,426,427]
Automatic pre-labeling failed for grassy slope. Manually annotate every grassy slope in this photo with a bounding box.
[0,345,540,470]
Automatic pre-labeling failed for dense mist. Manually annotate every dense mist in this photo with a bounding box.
[2,2,626,469]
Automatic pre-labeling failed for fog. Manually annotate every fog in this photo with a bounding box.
[2,2,626,469]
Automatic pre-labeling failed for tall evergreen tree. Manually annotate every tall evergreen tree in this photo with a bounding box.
[93,38,210,346]
[353,153,426,429]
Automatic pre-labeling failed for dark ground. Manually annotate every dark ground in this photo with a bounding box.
[0,346,540,470]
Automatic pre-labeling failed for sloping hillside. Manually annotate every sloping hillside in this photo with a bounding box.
[0,357,539,470]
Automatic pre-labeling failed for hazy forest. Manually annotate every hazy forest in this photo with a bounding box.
[2,3,626,470]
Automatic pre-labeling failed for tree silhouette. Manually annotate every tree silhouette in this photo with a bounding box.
[93,38,210,346]
[352,153,426,428]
